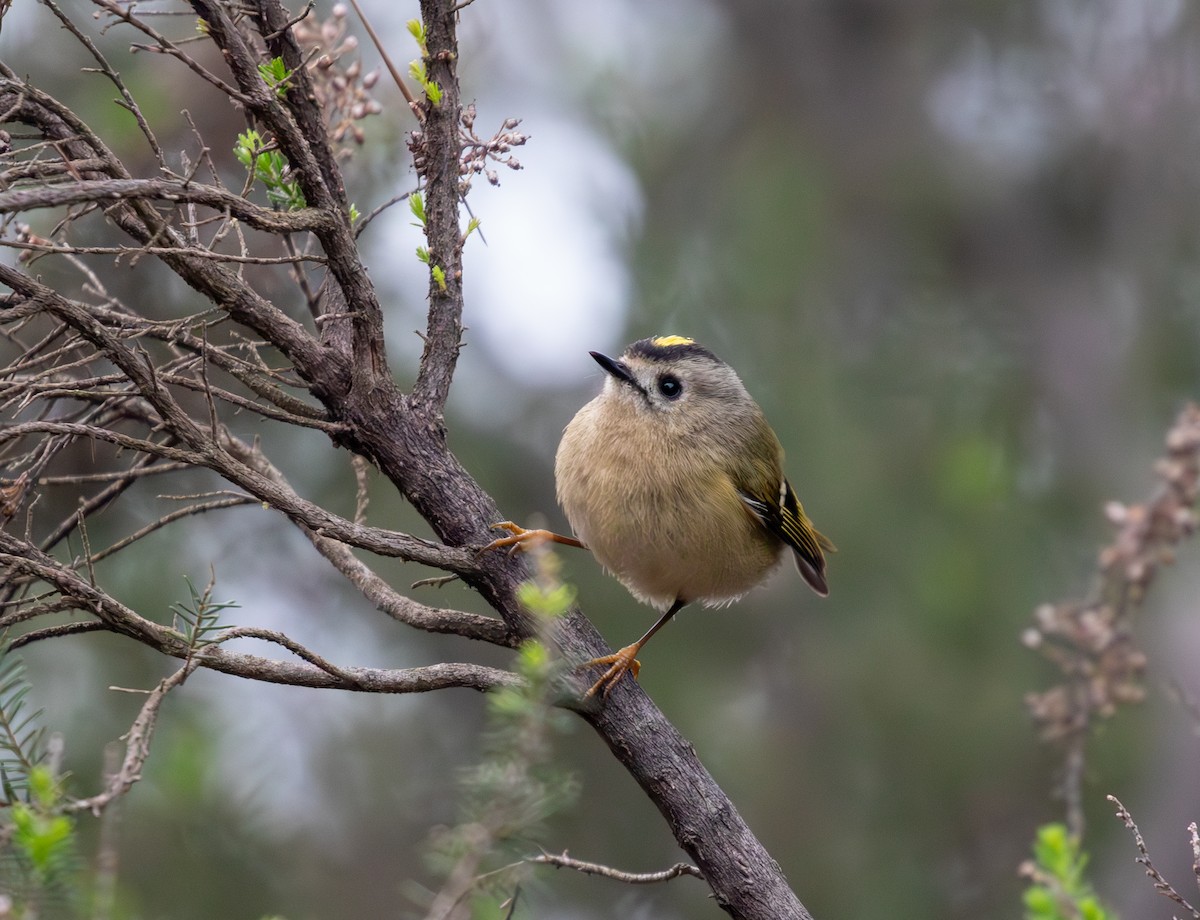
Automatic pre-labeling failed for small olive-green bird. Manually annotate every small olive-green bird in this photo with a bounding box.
[489,335,833,698]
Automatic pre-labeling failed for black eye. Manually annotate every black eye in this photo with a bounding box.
[657,374,682,399]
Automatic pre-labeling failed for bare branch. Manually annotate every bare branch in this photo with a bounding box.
[410,0,466,412]
[194,0,390,379]
[0,530,518,695]
[157,372,342,433]
[41,0,166,167]
[0,178,336,234]
[8,621,112,649]
[0,76,329,378]
[1108,795,1200,918]
[2,420,206,468]
[527,851,704,885]
[345,0,423,123]
[194,649,518,694]
[33,451,174,562]
[35,461,189,485]
[91,0,244,101]
[304,523,515,647]
[65,661,197,816]
[88,496,257,564]
[0,421,478,571]
[207,625,363,685]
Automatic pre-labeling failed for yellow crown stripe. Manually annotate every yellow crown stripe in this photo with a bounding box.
[650,335,695,348]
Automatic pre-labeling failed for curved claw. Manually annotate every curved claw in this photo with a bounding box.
[478,521,548,557]
[477,522,585,557]
[581,645,643,699]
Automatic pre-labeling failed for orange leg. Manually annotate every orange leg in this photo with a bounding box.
[581,598,686,698]
[479,521,585,556]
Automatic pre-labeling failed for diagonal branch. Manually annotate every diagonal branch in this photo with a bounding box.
[91,0,244,102]
[304,526,515,647]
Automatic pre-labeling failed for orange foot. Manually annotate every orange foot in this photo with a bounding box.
[581,644,643,699]
[479,521,583,556]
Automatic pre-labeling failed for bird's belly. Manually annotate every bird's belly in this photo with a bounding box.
[568,481,784,611]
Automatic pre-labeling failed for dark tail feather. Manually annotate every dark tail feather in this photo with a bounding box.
[793,549,829,597]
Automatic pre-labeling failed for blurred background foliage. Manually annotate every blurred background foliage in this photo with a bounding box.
[3,0,1200,917]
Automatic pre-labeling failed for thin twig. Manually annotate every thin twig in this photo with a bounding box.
[89,496,256,564]
[39,0,166,167]
[207,625,362,686]
[354,187,414,236]
[36,461,189,484]
[90,0,244,101]
[344,0,423,122]
[527,850,704,884]
[9,621,111,649]
[65,660,198,816]
[1108,795,1200,918]
[1190,821,1200,895]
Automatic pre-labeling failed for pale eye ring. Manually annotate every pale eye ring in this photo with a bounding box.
[657,374,683,399]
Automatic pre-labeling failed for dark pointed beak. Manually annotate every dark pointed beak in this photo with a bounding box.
[589,351,637,387]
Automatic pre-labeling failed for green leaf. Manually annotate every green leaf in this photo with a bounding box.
[406,18,427,52]
[10,767,74,878]
[233,131,306,211]
[0,642,46,801]
[517,580,575,618]
[407,59,442,106]
[233,129,263,168]
[257,57,292,95]
[409,191,426,226]
[1022,823,1117,920]
[171,575,239,653]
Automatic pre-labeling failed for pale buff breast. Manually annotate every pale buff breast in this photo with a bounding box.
[555,398,784,611]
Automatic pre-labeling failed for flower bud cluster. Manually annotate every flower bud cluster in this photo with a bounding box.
[457,103,528,192]
[291,6,382,159]
[1025,404,1200,742]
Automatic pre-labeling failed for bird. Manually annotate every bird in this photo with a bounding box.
[485,335,833,699]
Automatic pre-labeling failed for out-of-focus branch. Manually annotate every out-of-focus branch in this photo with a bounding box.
[527,851,704,884]
[1025,404,1200,836]
[65,662,198,817]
